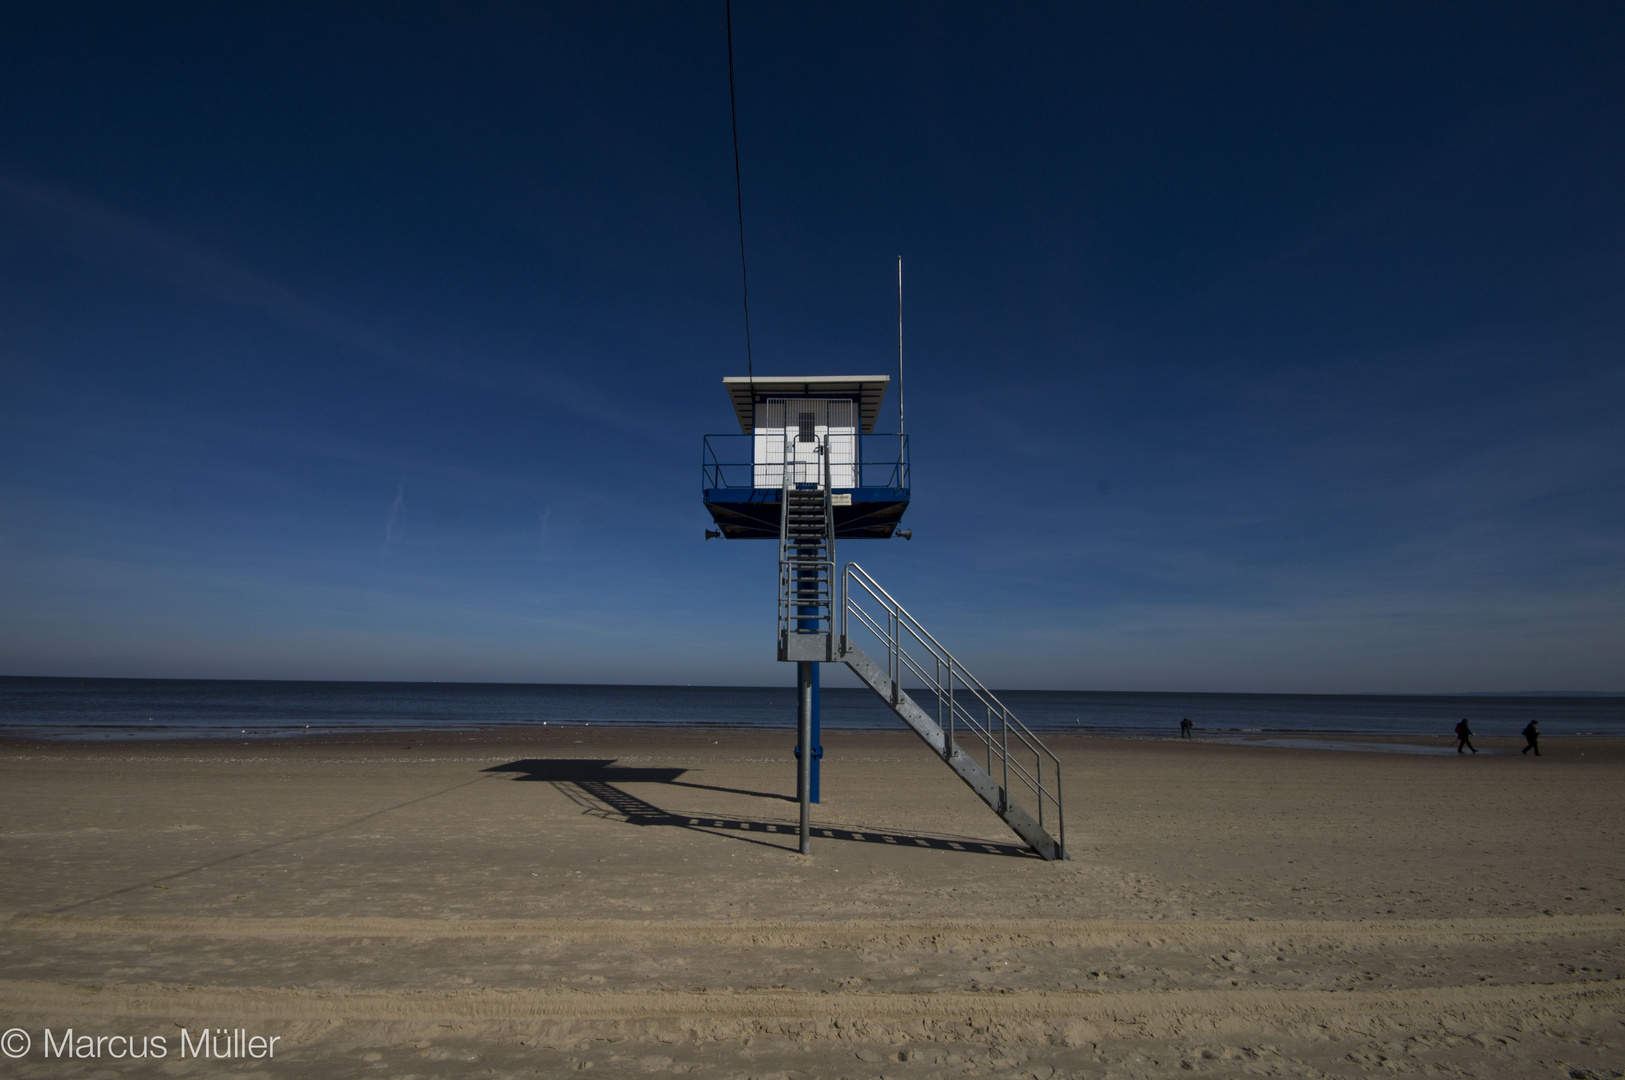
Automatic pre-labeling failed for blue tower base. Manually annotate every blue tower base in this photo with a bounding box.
[795,662,822,804]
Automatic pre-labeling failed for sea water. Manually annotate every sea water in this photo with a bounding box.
[1,676,1619,742]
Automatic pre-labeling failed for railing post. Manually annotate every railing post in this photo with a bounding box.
[839,565,845,650]
[934,656,941,735]
[987,703,994,774]
[1001,708,1011,814]
[1055,765,1064,855]
[1036,754,1043,829]
[890,609,899,689]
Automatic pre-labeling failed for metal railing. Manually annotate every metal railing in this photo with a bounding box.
[703,433,911,491]
[841,563,1063,853]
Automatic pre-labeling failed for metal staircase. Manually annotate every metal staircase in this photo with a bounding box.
[777,440,836,663]
[770,437,1067,862]
[837,564,1068,861]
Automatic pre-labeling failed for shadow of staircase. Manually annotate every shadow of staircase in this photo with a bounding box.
[485,758,1034,858]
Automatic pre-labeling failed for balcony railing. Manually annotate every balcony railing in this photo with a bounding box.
[702,433,910,491]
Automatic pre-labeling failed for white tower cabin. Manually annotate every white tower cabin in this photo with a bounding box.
[702,375,909,540]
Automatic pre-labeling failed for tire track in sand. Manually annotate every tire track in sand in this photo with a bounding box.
[3,911,1622,947]
[0,977,1619,1033]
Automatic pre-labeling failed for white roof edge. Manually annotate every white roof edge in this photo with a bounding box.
[722,375,892,434]
[721,374,890,385]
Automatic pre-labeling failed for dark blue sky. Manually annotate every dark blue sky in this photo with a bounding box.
[2,3,1621,691]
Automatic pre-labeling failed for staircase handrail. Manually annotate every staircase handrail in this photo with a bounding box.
[841,562,1063,851]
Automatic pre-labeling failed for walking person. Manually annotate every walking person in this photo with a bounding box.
[1180,718,1193,740]
[1454,718,1478,754]
[1521,720,1541,756]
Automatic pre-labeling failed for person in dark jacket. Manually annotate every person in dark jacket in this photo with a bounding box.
[1454,718,1478,754]
[1521,720,1541,756]
[1180,718,1193,739]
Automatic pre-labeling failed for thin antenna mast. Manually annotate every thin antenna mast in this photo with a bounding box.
[725,0,755,400]
[897,256,905,460]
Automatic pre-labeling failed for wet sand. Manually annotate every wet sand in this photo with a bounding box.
[0,728,1621,1078]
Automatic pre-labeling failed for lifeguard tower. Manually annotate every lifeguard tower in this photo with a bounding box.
[702,376,1068,862]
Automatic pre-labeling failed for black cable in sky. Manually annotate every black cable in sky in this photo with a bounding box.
[725,0,754,384]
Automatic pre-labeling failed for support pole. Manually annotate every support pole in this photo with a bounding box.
[810,661,821,804]
[797,660,812,854]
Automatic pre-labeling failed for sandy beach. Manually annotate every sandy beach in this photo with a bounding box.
[0,727,1621,1078]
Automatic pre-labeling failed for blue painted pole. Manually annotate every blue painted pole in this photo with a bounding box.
[793,665,821,806]
[810,661,821,803]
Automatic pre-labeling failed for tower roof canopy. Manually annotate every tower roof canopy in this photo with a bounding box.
[723,375,891,434]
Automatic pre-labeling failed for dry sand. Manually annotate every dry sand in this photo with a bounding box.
[0,727,1620,1078]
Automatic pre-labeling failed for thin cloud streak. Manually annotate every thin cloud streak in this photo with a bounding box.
[383,481,404,546]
